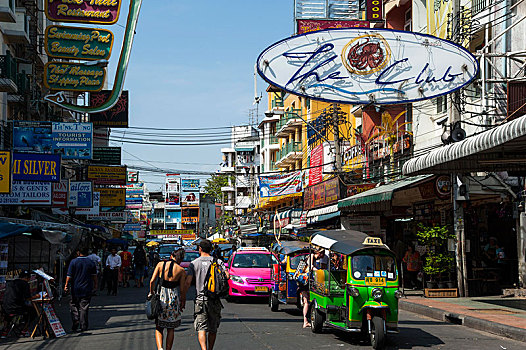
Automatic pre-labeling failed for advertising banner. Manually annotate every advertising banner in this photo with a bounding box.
[12,121,93,160]
[127,171,139,183]
[181,179,200,207]
[149,230,195,239]
[297,19,369,34]
[0,181,52,206]
[165,177,180,208]
[12,153,60,182]
[366,0,383,21]
[309,144,323,186]
[304,177,340,210]
[44,62,105,92]
[52,180,69,208]
[89,90,129,127]
[45,25,114,61]
[87,211,126,222]
[259,171,303,198]
[69,181,93,208]
[346,183,376,197]
[427,0,452,39]
[45,0,123,25]
[88,165,126,185]
[124,223,141,231]
[0,151,11,194]
[92,147,121,165]
[95,187,125,207]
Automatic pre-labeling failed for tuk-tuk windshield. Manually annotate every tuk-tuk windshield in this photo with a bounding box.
[289,253,308,270]
[351,254,397,280]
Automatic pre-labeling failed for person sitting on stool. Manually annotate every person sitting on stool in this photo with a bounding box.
[1,270,38,337]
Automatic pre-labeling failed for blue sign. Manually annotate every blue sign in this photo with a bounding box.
[12,121,93,159]
[126,197,143,205]
[12,153,61,182]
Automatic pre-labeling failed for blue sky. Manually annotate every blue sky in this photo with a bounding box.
[106,1,293,191]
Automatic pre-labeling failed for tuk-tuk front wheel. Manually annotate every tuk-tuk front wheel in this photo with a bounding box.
[311,304,324,333]
[270,294,279,312]
[370,316,386,349]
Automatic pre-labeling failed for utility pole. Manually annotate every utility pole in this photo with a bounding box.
[332,103,342,173]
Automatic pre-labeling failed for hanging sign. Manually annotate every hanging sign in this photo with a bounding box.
[45,25,114,61]
[87,211,126,222]
[12,153,61,182]
[89,90,129,128]
[95,187,126,207]
[366,0,383,21]
[45,0,123,25]
[0,181,52,206]
[297,19,370,34]
[87,165,126,185]
[259,171,303,198]
[52,180,69,208]
[44,62,106,92]
[69,181,93,208]
[0,151,11,194]
[257,28,479,105]
[92,147,121,165]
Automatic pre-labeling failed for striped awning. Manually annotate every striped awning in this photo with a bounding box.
[307,204,339,218]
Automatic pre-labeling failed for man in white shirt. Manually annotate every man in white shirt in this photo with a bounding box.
[105,248,121,296]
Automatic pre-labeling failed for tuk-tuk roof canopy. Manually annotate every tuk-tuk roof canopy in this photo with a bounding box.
[271,241,309,255]
[311,230,390,255]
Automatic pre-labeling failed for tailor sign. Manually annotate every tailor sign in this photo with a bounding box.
[257,28,479,105]
[45,25,114,61]
[0,181,52,206]
[45,0,123,25]
[44,62,106,92]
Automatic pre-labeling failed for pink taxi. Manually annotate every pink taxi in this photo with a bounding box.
[226,247,278,298]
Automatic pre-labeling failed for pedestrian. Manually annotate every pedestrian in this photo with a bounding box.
[134,244,148,287]
[149,248,187,350]
[1,270,38,337]
[185,240,229,350]
[212,244,221,260]
[106,247,121,296]
[100,247,111,291]
[64,248,97,332]
[402,246,421,289]
[120,247,133,288]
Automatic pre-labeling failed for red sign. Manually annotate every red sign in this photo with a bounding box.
[297,19,370,34]
[304,177,341,210]
[45,0,122,25]
[366,0,383,21]
[309,144,323,186]
[346,183,376,197]
[52,180,69,208]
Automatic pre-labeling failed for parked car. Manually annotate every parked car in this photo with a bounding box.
[181,249,200,272]
[226,247,277,299]
[158,244,182,260]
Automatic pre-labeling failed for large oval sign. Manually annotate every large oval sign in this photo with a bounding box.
[257,28,479,105]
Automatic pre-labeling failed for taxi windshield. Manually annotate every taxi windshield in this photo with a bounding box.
[351,254,396,280]
[232,253,277,268]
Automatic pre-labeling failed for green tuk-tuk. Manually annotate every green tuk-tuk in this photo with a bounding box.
[308,230,401,349]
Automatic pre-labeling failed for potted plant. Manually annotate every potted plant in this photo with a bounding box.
[416,224,455,289]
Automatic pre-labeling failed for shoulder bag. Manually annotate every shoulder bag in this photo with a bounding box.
[145,261,166,320]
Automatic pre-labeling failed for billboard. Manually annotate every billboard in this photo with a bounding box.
[257,28,478,105]
[44,62,106,92]
[259,171,303,198]
[165,176,180,208]
[52,180,69,208]
[45,0,123,25]
[87,165,127,185]
[304,177,340,210]
[69,181,93,208]
[12,121,93,160]
[181,179,200,207]
[0,151,11,194]
[95,187,126,207]
[0,181,52,206]
[92,147,121,165]
[90,90,129,128]
[45,25,114,61]
[12,153,61,182]
[297,19,369,34]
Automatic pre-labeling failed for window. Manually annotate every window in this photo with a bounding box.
[351,254,397,280]
[436,95,448,114]
[404,8,412,32]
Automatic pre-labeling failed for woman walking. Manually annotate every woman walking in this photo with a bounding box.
[149,248,187,350]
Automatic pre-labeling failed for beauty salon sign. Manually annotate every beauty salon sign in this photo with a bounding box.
[257,28,478,105]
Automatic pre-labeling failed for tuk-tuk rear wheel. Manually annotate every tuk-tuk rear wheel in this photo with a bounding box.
[370,316,386,349]
[270,294,279,312]
[311,305,324,333]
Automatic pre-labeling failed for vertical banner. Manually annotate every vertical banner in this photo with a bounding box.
[0,151,11,194]
[366,0,383,21]
[427,0,452,39]
[309,144,323,186]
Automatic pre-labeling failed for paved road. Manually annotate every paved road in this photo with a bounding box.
[1,286,523,349]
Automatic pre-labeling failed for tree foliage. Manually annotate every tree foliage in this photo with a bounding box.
[416,224,455,280]
[203,174,230,203]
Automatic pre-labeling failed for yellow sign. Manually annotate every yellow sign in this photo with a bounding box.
[427,0,452,39]
[363,237,383,246]
[88,165,126,185]
[150,229,194,237]
[0,151,11,194]
[365,277,386,287]
[95,187,125,207]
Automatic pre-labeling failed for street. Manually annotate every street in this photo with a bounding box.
[1,286,523,350]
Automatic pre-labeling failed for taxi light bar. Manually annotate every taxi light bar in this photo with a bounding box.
[362,237,383,246]
[238,247,269,252]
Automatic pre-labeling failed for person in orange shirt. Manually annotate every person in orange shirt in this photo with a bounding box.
[120,247,133,288]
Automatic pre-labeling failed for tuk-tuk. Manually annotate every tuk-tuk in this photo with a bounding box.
[308,230,401,349]
[269,241,310,311]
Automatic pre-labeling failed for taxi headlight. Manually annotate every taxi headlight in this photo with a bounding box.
[372,288,383,301]
[394,290,403,299]
[230,275,244,284]
[349,287,360,297]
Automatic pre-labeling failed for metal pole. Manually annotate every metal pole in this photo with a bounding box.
[332,104,342,173]
[453,174,466,296]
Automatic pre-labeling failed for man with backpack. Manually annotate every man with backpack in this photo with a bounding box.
[185,240,229,350]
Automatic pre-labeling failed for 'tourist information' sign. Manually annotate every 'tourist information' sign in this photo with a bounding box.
[44,62,106,92]
[45,0,123,25]
[45,25,114,61]
[257,28,478,105]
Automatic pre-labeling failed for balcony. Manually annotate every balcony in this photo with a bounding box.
[272,98,284,109]
[0,52,17,93]
[221,186,235,192]
[275,110,303,138]
[262,135,279,150]
[275,141,302,167]
[1,7,29,44]
[7,72,29,103]
[0,0,16,22]
[220,165,235,173]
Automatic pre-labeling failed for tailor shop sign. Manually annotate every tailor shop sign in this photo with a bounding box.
[45,25,114,61]
[12,153,61,182]
[44,62,105,92]
[257,28,478,105]
[45,0,122,25]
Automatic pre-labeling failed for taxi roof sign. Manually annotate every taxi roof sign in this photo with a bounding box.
[362,237,384,246]
[237,247,269,252]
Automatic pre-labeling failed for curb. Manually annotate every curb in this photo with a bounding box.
[399,299,526,343]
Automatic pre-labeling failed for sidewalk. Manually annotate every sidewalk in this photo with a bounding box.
[400,295,526,342]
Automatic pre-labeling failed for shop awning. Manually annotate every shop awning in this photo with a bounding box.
[338,175,432,209]
[307,204,339,218]
[0,221,42,240]
[235,147,255,152]
[403,114,526,176]
[317,211,341,222]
